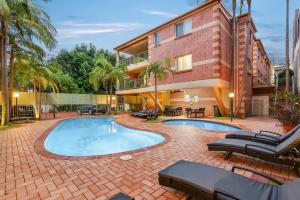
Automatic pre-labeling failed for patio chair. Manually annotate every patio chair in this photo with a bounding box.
[109,192,134,200]
[175,107,183,116]
[185,108,192,118]
[159,160,300,200]
[207,128,300,176]
[225,124,300,145]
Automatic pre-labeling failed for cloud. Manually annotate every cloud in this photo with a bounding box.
[141,10,177,18]
[56,21,143,39]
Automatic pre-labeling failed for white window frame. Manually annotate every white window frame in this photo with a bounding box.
[154,32,161,45]
[176,54,192,72]
[176,18,192,38]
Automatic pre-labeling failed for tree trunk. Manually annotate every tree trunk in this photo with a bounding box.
[154,75,157,118]
[9,47,15,115]
[33,81,39,119]
[105,81,109,114]
[109,79,113,114]
[285,0,290,93]
[38,82,42,119]
[1,20,9,125]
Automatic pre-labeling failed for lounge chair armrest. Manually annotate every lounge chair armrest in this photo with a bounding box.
[259,130,281,137]
[245,144,277,154]
[231,166,283,185]
[213,189,239,200]
[254,134,280,144]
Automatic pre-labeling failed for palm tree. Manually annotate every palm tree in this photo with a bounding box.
[239,0,244,15]
[89,54,127,114]
[139,58,172,118]
[0,0,56,125]
[285,0,290,93]
[15,58,58,119]
[89,65,109,113]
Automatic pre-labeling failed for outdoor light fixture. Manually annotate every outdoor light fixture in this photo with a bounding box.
[229,92,234,122]
[112,96,116,100]
[229,92,235,98]
[13,93,20,98]
[13,92,20,117]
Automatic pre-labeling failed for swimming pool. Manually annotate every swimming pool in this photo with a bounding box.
[163,119,241,131]
[44,117,165,156]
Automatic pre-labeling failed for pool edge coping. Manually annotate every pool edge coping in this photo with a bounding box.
[161,118,250,133]
[34,116,171,160]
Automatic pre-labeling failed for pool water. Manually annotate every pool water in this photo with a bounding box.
[163,119,241,131]
[44,117,165,156]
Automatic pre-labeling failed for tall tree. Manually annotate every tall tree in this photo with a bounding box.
[15,58,58,118]
[285,0,290,93]
[89,54,126,114]
[0,0,56,125]
[139,58,172,118]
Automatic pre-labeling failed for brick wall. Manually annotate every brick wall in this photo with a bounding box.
[148,3,231,86]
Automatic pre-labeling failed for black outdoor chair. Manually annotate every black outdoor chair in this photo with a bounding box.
[208,127,300,176]
[225,124,300,145]
[159,160,300,200]
[175,107,183,116]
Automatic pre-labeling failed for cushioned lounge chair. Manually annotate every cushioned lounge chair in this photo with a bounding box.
[109,192,134,200]
[225,125,300,145]
[159,160,300,200]
[208,129,300,176]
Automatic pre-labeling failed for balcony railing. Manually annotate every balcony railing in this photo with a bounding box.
[253,75,275,88]
[120,51,148,66]
[118,78,148,91]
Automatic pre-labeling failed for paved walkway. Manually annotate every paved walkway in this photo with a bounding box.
[0,114,296,200]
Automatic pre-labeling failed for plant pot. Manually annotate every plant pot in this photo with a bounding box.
[282,123,295,134]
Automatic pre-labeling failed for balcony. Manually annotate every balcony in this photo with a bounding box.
[120,51,149,69]
[253,75,275,88]
[117,78,148,91]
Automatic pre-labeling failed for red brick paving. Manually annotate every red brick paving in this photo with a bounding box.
[0,114,297,199]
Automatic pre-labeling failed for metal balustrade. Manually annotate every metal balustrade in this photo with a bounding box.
[118,78,148,91]
[120,51,148,66]
[252,74,275,88]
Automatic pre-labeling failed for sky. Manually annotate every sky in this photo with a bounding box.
[39,0,300,64]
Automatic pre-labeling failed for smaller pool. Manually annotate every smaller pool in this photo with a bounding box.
[163,119,241,131]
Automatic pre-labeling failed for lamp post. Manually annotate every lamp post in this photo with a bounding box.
[13,93,20,117]
[229,92,235,122]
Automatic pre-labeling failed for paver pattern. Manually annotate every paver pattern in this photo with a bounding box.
[0,114,296,200]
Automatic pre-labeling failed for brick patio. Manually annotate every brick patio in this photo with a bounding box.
[0,114,297,200]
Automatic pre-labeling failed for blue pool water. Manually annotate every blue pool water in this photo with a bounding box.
[44,117,165,156]
[163,119,241,131]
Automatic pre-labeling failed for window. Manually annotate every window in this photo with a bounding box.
[176,18,192,38]
[176,54,192,71]
[154,32,161,45]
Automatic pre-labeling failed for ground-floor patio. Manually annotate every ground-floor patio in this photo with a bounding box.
[0,114,297,200]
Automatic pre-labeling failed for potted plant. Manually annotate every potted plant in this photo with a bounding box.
[274,92,300,133]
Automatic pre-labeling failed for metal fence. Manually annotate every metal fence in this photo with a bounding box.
[120,51,148,66]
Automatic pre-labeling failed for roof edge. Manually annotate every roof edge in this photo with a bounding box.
[114,0,220,52]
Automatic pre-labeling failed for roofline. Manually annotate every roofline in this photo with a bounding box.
[114,0,221,52]
[254,37,270,64]
[237,13,257,32]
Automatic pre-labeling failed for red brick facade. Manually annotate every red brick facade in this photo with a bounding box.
[116,0,271,117]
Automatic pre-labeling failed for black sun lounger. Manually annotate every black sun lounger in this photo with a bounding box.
[208,128,300,176]
[109,192,134,200]
[225,125,300,145]
[159,160,300,200]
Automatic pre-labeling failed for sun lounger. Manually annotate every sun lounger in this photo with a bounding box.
[208,128,300,176]
[109,192,134,200]
[159,160,300,200]
[225,125,300,145]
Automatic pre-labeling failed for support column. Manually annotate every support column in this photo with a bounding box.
[213,87,227,116]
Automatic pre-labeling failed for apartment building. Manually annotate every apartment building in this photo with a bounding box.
[292,8,300,95]
[114,0,272,117]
